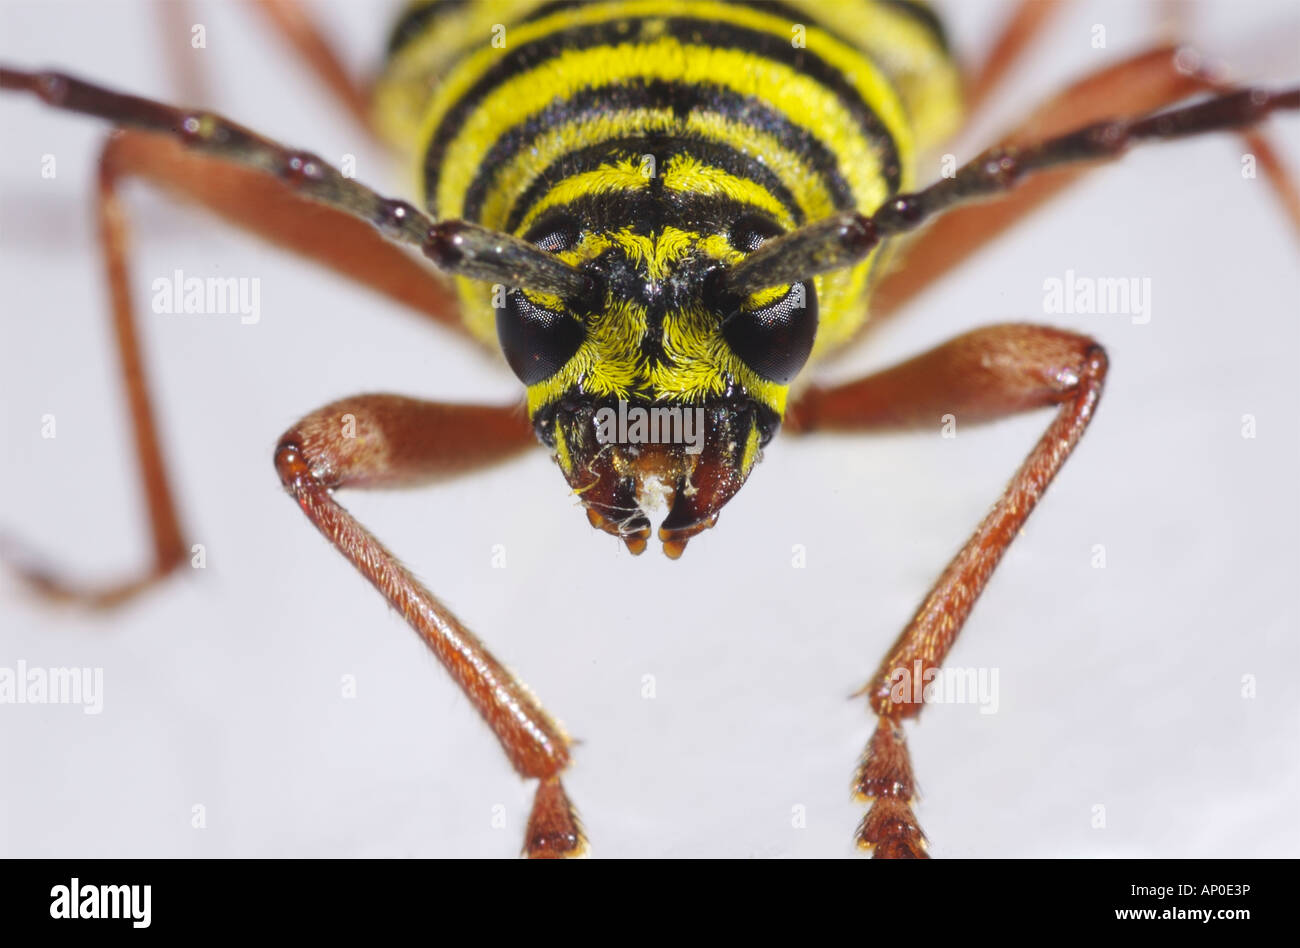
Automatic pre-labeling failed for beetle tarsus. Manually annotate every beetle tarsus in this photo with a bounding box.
[524,777,588,859]
[853,716,930,859]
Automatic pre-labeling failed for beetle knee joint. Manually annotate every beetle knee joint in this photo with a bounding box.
[274,437,313,493]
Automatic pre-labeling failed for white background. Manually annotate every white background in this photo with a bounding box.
[1,0,1297,858]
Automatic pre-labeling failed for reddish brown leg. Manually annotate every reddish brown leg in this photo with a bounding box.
[3,137,189,607]
[1147,3,1300,230]
[155,0,210,107]
[872,45,1300,322]
[0,67,589,296]
[158,1,374,138]
[0,122,472,607]
[94,130,464,330]
[788,324,1109,858]
[273,394,585,858]
[241,0,376,139]
[963,0,1069,116]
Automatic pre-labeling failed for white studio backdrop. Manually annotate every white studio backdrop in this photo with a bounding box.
[1,0,1298,858]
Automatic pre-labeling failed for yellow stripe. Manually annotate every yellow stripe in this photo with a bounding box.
[661,154,795,229]
[782,0,962,150]
[478,109,664,230]
[417,0,914,217]
[476,108,840,235]
[739,419,762,478]
[517,157,648,233]
[514,151,796,237]
[436,39,891,222]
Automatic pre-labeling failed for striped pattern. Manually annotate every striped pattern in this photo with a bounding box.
[376,0,961,414]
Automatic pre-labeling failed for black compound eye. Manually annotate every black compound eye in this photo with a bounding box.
[721,281,818,384]
[728,213,784,253]
[496,289,585,385]
[523,215,581,254]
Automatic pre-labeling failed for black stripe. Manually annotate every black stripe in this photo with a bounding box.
[496,133,806,235]
[523,187,781,245]
[384,0,470,58]
[513,2,952,101]
[515,0,612,26]
[460,80,853,225]
[423,15,901,213]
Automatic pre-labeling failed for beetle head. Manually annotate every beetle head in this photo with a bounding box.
[494,213,817,555]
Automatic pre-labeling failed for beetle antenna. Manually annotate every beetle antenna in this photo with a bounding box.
[721,84,1299,298]
[0,66,592,300]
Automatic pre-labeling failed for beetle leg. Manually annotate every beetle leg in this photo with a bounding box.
[93,129,465,330]
[0,67,588,298]
[240,0,377,139]
[963,0,1069,116]
[155,0,211,108]
[0,124,470,608]
[155,0,376,140]
[273,393,585,858]
[788,324,1108,858]
[872,44,1300,324]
